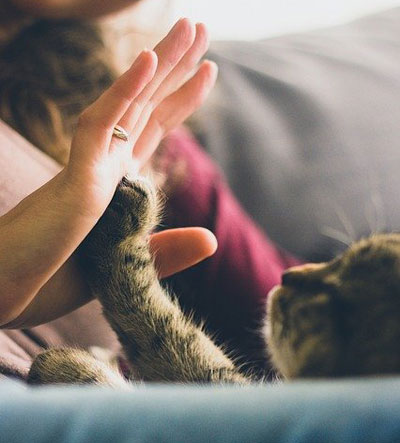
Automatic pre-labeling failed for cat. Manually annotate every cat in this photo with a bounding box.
[28,176,400,386]
[266,234,400,378]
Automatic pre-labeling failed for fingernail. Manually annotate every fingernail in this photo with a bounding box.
[205,60,218,69]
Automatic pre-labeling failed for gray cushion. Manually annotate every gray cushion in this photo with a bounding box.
[194,8,400,260]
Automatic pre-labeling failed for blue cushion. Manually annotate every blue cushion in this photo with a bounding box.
[1,377,399,442]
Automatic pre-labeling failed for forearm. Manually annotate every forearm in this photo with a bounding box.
[2,256,91,329]
[0,168,100,325]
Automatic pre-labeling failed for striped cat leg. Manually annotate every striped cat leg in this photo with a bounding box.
[28,348,129,388]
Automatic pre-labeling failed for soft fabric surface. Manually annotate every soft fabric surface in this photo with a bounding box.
[195,7,400,261]
[0,377,399,442]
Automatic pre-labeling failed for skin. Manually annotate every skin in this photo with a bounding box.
[0,18,218,328]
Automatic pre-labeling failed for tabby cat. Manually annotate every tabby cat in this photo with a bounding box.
[2,18,399,386]
[28,177,400,386]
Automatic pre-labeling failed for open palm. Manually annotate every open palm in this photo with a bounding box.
[66,18,217,220]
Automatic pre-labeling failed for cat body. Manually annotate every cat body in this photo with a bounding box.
[28,177,400,386]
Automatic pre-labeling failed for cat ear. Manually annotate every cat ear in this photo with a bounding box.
[280,262,344,291]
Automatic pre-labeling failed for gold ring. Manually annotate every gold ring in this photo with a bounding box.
[112,125,129,142]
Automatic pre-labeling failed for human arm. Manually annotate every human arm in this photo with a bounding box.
[0,19,218,328]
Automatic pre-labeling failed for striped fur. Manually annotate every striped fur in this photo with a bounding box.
[29,177,248,386]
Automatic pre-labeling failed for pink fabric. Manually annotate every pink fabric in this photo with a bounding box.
[0,120,60,216]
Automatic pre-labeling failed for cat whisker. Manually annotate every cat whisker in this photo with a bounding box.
[367,188,386,234]
[331,201,356,243]
[363,162,387,235]
[320,226,352,247]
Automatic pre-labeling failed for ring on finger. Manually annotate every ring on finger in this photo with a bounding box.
[112,125,129,142]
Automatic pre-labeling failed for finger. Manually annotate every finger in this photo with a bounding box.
[139,18,196,104]
[133,60,218,164]
[70,50,157,163]
[80,50,157,132]
[117,18,196,135]
[150,228,218,279]
[149,23,209,107]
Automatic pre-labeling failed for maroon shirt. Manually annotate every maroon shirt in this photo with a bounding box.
[162,128,300,375]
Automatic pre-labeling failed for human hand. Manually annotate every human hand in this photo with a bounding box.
[0,18,218,328]
[65,18,216,220]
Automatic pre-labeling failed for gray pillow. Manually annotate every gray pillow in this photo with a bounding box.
[194,8,400,261]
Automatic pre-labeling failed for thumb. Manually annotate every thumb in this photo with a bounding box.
[150,227,217,279]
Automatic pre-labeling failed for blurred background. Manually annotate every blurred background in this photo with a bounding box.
[130,0,400,40]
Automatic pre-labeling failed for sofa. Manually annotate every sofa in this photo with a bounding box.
[1,7,400,442]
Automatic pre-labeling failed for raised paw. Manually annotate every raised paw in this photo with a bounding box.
[79,175,159,269]
[109,176,159,239]
[28,348,129,389]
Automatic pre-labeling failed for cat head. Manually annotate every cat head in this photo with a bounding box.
[265,234,400,379]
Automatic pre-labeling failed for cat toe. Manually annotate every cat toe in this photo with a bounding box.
[110,176,159,237]
[28,348,129,388]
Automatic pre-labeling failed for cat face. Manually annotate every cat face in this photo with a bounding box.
[265,234,400,379]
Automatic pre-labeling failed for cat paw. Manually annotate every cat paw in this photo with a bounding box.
[79,175,159,266]
[109,176,159,239]
[28,348,129,389]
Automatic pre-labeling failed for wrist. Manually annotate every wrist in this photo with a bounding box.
[56,167,107,221]
[64,154,140,221]
[60,162,127,222]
